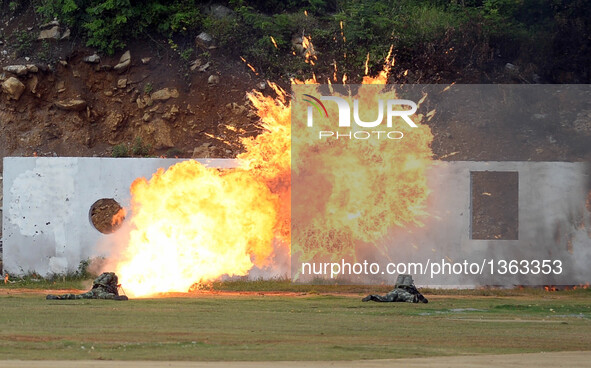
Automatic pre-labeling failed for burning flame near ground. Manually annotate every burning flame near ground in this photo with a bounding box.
[113,162,280,296]
[114,81,292,297]
[112,42,433,297]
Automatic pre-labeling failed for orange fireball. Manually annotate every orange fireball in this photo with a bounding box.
[113,39,433,296]
[115,162,279,297]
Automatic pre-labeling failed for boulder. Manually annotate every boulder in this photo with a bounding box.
[151,88,179,101]
[38,26,61,40]
[136,95,153,109]
[208,75,220,85]
[56,80,66,93]
[189,58,202,71]
[26,64,39,73]
[3,65,28,76]
[104,112,126,132]
[119,50,131,63]
[84,53,101,64]
[196,32,215,49]
[206,4,234,19]
[114,59,131,73]
[27,75,39,94]
[113,50,131,72]
[60,28,71,40]
[55,99,87,111]
[2,77,26,100]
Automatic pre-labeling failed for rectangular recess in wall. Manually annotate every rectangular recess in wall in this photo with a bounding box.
[471,171,518,240]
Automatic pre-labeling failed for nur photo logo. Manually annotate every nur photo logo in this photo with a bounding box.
[302,93,418,140]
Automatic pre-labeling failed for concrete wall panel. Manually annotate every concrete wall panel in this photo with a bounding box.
[2,157,590,286]
[2,157,237,276]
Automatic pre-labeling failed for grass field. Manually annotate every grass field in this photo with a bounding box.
[1,283,590,361]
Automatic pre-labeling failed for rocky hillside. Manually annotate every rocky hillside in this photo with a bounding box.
[0,20,269,163]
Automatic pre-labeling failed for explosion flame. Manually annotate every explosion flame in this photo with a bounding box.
[290,51,433,265]
[112,41,433,297]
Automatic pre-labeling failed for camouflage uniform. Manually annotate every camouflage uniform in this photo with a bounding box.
[362,274,428,303]
[46,272,128,300]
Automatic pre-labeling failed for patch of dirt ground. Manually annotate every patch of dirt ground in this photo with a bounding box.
[0,351,590,368]
[0,288,349,298]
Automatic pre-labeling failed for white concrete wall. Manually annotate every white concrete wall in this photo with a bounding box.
[2,157,238,276]
[2,158,590,286]
[0,172,3,266]
[369,161,591,286]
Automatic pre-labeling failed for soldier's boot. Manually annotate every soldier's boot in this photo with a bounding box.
[114,295,129,301]
[46,295,59,300]
[362,295,372,302]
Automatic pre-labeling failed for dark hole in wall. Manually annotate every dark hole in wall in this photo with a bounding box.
[89,198,125,234]
[471,171,518,240]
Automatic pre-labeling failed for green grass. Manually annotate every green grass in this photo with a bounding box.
[0,288,590,361]
[1,275,87,290]
[210,278,393,294]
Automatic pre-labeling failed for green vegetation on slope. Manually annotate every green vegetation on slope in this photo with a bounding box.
[9,0,586,82]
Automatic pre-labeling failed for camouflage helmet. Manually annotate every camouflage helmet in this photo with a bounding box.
[93,272,118,287]
[394,274,414,288]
